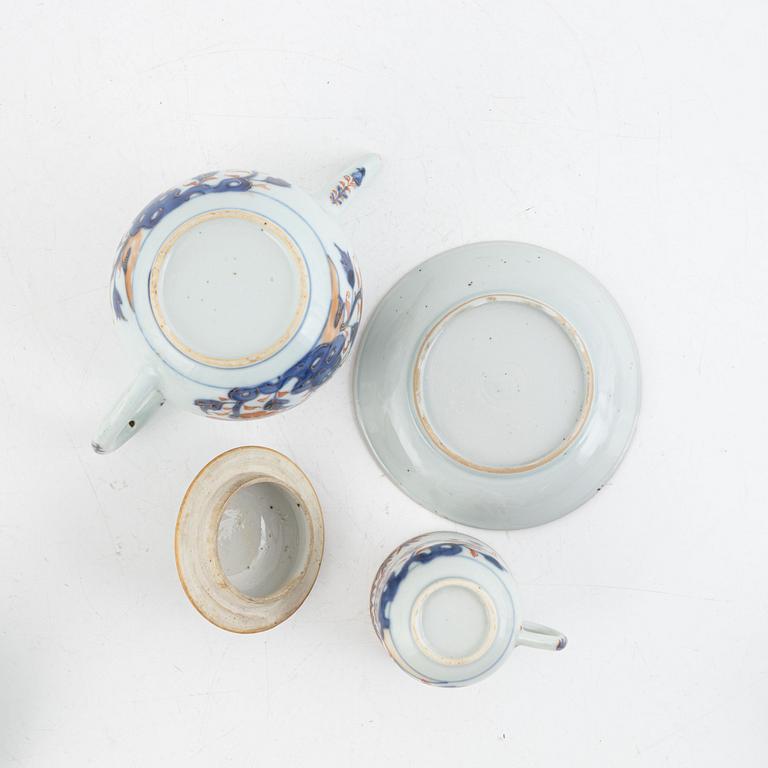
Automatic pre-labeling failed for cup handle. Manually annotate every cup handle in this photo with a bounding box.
[516,621,568,651]
[321,153,381,213]
[92,369,165,454]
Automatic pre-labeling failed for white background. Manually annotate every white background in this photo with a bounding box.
[1,1,766,765]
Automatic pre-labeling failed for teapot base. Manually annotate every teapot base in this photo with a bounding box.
[149,209,309,369]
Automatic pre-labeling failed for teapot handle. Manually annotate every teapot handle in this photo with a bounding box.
[92,369,165,454]
[516,621,568,651]
[321,153,381,214]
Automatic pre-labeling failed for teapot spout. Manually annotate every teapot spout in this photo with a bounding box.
[92,369,165,454]
[323,153,381,213]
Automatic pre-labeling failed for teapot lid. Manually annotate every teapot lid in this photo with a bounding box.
[175,446,324,633]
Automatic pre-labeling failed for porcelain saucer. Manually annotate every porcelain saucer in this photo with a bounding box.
[354,241,640,529]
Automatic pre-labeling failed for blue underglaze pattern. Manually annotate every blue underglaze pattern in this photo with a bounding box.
[378,543,463,630]
[111,170,291,322]
[480,552,503,570]
[377,541,507,637]
[329,167,366,206]
[128,172,289,237]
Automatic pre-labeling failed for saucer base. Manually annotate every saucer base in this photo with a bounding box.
[414,293,592,474]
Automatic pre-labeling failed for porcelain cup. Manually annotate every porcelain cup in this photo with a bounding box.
[370,532,566,686]
[93,155,380,453]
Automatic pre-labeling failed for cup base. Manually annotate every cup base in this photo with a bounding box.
[410,577,499,666]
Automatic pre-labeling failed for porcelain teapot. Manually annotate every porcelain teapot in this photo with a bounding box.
[93,154,380,453]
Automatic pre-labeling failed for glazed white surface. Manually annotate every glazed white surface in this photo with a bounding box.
[217,481,307,598]
[1,1,767,766]
[356,242,639,528]
[419,297,587,468]
[420,582,493,660]
[158,215,306,363]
